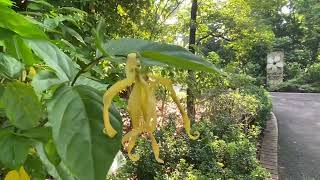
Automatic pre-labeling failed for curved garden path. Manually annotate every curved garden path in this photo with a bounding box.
[271,92,320,180]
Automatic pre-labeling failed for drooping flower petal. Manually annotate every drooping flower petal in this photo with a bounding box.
[127,80,143,128]
[4,170,19,180]
[19,167,30,180]
[103,53,138,137]
[126,134,139,161]
[149,133,164,163]
[122,127,143,161]
[139,76,157,132]
[103,78,134,137]
[150,75,200,140]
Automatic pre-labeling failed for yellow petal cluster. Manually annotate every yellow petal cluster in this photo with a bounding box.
[103,53,199,163]
[4,167,30,180]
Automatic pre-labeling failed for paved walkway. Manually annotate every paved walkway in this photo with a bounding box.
[271,93,320,180]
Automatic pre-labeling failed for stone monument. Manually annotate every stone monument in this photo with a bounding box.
[267,51,284,88]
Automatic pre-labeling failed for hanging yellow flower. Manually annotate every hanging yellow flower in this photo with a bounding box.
[103,53,199,163]
[4,167,30,180]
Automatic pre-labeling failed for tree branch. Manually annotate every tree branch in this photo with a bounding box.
[196,32,232,45]
[149,0,185,40]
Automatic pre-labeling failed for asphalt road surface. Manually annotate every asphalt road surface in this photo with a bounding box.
[271,93,320,180]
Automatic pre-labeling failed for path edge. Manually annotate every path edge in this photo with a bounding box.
[259,112,279,180]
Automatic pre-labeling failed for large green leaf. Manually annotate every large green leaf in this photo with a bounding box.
[0,53,24,79]
[20,127,52,143]
[2,82,42,130]
[27,40,79,81]
[0,27,15,40]
[62,25,86,45]
[102,38,220,73]
[4,35,37,65]
[44,139,61,166]
[0,0,13,7]
[24,154,47,180]
[94,20,110,57]
[28,0,54,9]
[0,84,5,116]
[75,75,108,91]
[59,7,87,15]
[0,131,32,168]
[35,142,76,180]
[31,70,107,93]
[47,85,122,180]
[31,70,65,93]
[0,7,47,39]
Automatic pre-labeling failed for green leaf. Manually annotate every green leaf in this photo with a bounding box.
[0,27,15,40]
[27,40,79,81]
[62,25,86,44]
[31,70,107,94]
[94,20,110,57]
[20,127,52,143]
[4,36,37,65]
[0,7,47,39]
[31,70,65,93]
[58,7,88,15]
[2,82,42,130]
[0,84,5,114]
[75,75,108,91]
[59,39,76,51]
[27,2,43,11]
[102,38,220,73]
[0,53,24,79]
[45,139,61,166]
[35,142,76,180]
[43,18,59,30]
[24,155,47,180]
[0,84,5,117]
[47,85,122,180]
[0,0,13,7]
[28,0,54,9]
[0,131,32,168]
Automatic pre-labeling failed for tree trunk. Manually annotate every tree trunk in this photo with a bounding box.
[187,0,198,120]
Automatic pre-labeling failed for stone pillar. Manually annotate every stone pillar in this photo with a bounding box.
[267,51,284,88]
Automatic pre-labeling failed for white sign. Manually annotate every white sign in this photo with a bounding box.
[267,51,284,88]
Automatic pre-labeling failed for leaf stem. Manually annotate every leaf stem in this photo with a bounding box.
[71,56,106,86]
[71,54,128,86]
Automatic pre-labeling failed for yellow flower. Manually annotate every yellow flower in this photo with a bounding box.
[103,53,199,163]
[4,167,30,180]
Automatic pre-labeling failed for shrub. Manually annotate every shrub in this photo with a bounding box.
[203,84,272,128]
[304,63,320,83]
[241,86,272,127]
[285,49,312,67]
[108,116,270,179]
[273,62,320,93]
[284,62,303,80]
[228,73,258,89]
[209,89,258,123]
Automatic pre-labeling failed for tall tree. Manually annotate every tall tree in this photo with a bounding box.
[187,0,197,120]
